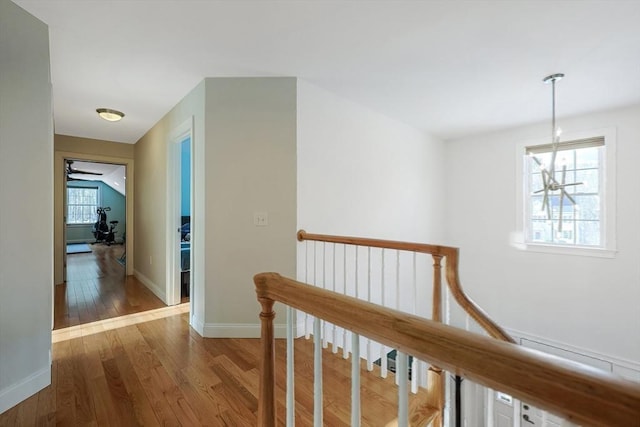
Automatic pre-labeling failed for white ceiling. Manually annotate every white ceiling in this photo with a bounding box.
[14,0,640,143]
[67,161,126,195]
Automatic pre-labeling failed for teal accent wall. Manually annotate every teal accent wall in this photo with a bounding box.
[181,136,191,217]
[66,181,126,243]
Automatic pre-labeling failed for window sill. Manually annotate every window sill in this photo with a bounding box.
[67,223,94,228]
[520,243,617,258]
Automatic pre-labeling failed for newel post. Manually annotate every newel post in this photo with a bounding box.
[257,292,276,426]
[428,254,444,427]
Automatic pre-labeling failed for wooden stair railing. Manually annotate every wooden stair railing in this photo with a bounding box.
[297,230,514,343]
[296,230,513,426]
[254,272,640,426]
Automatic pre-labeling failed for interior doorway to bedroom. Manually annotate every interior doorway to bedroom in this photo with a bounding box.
[56,158,165,329]
[177,135,192,304]
[166,118,194,323]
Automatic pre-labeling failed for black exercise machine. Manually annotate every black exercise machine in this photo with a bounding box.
[93,207,118,245]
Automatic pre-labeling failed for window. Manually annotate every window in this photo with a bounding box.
[516,128,616,257]
[67,187,99,224]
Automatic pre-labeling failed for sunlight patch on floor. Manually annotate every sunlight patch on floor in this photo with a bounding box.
[52,303,189,343]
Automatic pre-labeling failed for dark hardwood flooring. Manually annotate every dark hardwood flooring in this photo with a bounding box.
[55,244,167,330]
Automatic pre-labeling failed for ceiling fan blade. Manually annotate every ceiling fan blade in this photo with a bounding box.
[65,159,103,176]
[71,169,103,175]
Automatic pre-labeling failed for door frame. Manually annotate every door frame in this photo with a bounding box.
[166,117,193,306]
[54,150,134,284]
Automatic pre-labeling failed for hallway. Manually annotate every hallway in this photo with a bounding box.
[55,244,166,329]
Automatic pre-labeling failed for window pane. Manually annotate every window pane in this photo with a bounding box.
[555,151,574,170]
[575,195,600,220]
[575,147,599,169]
[575,169,599,193]
[530,220,552,243]
[576,221,600,246]
[530,173,543,192]
[67,187,98,224]
[525,139,603,248]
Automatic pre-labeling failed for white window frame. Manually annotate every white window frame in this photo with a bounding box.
[514,127,617,258]
[67,186,100,225]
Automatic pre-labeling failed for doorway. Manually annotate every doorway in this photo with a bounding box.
[54,152,166,330]
[63,159,127,282]
[167,118,194,309]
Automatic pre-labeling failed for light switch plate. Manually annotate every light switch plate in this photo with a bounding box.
[254,212,268,226]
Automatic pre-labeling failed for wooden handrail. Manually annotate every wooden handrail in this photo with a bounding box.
[297,229,457,257]
[254,272,640,427]
[297,229,514,343]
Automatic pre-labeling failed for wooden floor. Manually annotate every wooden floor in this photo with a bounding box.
[0,309,429,426]
[2,244,431,425]
[55,244,167,329]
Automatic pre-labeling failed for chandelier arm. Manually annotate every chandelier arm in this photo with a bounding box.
[558,166,567,232]
[549,146,558,182]
[558,182,582,187]
[540,170,550,212]
[561,188,577,205]
[545,188,551,219]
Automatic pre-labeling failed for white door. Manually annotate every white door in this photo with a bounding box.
[166,118,193,306]
[521,403,564,426]
[494,391,516,427]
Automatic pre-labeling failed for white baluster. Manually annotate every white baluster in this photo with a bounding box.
[411,357,418,394]
[395,250,400,386]
[411,253,417,393]
[304,241,309,339]
[343,245,349,359]
[351,333,361,426]
[313,317,323,427]
[397,351,409,426]
[322,242,328,349]
[412,252,417,315]
[355,246,359,299]
[366,247,373,371]
[332,243,338,353]
[286,306,295,426]
[380,249,388,378]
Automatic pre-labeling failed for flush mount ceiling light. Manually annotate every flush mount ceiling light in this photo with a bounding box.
[96,108,125,122]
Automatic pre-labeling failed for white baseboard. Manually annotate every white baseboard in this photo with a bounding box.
[191,314,205,336]
[202,323,288,339]
[0,366,51,414]
[133,269,166,303]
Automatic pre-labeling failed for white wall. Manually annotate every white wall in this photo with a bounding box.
[0,1,53,413]
[296,80,446,352]
[203,77,297,336]
[444,105,640,364]
[297,80,445,243]
[134,80,205,325]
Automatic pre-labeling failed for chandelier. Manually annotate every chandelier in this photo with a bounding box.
[530,73,582,232]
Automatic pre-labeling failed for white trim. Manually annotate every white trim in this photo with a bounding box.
[518,243,617,258]
[202,323,288,338]
[514,127,617,257]
[133,269,166,303]
[506,327,640,373]
[55,150,135,279]
[0,366,51,414]
[166,117,194,307]
[190,314,205,336]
